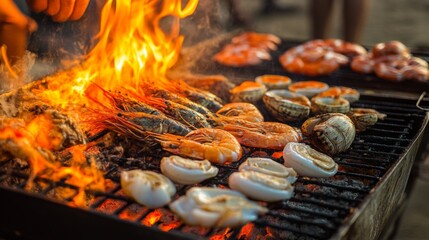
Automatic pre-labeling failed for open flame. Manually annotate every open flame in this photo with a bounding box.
[37,0,199,109]
[7,0,200,205]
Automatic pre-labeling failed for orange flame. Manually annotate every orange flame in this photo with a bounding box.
[143,209,163,226]
[0,117,104,206]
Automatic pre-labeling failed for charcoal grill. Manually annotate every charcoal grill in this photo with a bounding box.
[1,39,429,240]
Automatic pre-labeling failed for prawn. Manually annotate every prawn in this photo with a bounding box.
[219,121,302,150]
[279,47,347,76]
[149,128,243,164]
[231,32,281,51]
[213,43,272,67]
[88,111,191,137]
[216,102,264,123]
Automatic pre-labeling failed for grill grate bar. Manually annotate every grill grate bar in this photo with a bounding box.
[355,135,411,143]
[253,219,326,239]
[278,203,342,220]
[351,142,407,150]
[335,160,386,170]
[335,171,380,180]
[348,149,401,157]
[289,197,351,211]
[372,122,412,128]
[267,212,337,230]
[296,179,370,193]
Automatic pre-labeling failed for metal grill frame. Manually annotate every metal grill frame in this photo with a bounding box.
[0,93,428,240]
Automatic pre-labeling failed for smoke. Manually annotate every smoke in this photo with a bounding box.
[181,0,226,46]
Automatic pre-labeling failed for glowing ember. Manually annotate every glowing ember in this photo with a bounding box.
[143,209,163,226]
[237,223,254,238]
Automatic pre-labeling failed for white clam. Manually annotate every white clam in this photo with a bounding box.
[160,155,219,184]
[283,142,338,177]
[121,170,176,208]
[239,157,297,183]
[229,171,294,201]
[169,187,267,228]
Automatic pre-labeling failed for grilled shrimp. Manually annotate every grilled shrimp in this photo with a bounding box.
[167,81,224,112]
[90,111,191,137]
[220,121,302,150]
[231,32,281,51]
[147,87,215,117]
[149,128,242,164]
[85,83,164,115]
[216,102,264,123]
[147,99,212,129]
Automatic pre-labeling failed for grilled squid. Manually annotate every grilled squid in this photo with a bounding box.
[160,155,219,184]
[283,142,338,177]
[169,187,267,228]
[229,171,294,201]
[239,157,297,183]
[121,170,176,208]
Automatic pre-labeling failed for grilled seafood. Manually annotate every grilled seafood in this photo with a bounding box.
[216,102,264,123]
[350,54,375,74]
[310,96,350,115]
[213,32,280,67]
[288,81,329,97]
[283,142,338,177]
[229,171,294,202]
[255,74,292,90]
[213,44,272,67]
[91,111,191,136]
[220,121,302,150]
[322,39,367,58]
[301,113,355,155]
[315,87,360,103]
[169,187,267,228]
[231,32,281,51]
[280,47,348,76]
[160,155,218,184]
[151,128,242,164]
[347,108,386,132]
[371,40,410,59]
[230,81,267,103]
[263,90,310,122]
[179,74,235,103]
[373,57,429,82]
[121,170,176,208]
[148,99,212,129]
[239,157,297,183]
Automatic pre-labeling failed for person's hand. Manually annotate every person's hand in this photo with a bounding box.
[26,0,91,22]
[0,0,37,32]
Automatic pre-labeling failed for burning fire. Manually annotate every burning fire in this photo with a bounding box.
[37,0,199,110]
[2,0,201,205]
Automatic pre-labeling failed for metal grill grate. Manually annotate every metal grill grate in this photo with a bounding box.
[0,94,427,240]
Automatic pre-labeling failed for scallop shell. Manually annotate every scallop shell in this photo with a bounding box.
[230,81,267,103]
[311,96,350,115]
[347,108,386,132]
[263,90,311,122]
[255,75,292,90]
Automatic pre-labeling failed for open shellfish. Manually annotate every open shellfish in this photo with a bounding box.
[230,81,267,103]
[301,113,356,155]
[255,74,292,90]
[263,90,311,122]
[310,96,350,115]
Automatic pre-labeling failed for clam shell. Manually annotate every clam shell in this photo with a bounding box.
[230,81,267,103]
[263,90,311,122]
[311,96,350,115]
[347,108,386,132]
[288,81,329,97]
[255,74,292,90]
[301,113,356,155]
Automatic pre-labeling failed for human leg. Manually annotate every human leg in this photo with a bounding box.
[343,0,370,42]
[310,0,335,39]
